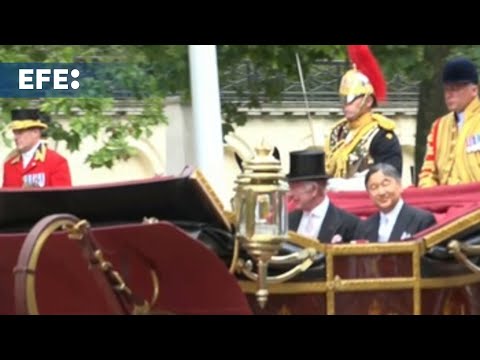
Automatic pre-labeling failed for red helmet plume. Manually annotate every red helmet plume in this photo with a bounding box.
[347,45,387,102]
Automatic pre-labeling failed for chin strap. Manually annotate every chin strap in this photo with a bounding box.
[347,94,370,122]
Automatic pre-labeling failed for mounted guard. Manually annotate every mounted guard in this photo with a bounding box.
[325,45,402,191]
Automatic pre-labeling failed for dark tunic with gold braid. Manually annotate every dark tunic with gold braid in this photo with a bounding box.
[325,112,402,179]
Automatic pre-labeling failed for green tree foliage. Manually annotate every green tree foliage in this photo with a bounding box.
[217,45,345,134]
[136,45,345,134]
[1,45,475,180]
[215,45,473,183]
[0,45,167,169]
[134,45,480,182]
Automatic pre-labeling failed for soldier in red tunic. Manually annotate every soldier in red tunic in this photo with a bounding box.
[3,109,72,188]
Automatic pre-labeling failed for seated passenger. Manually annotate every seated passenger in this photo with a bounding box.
[363,163,437,242]
[287,149,363,244]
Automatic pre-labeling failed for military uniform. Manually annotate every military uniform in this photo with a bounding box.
[2,108,72,188]
[419,97,480,187]
[325,112,402,179]
[3,142,71,188]
[418,57,480,187]
[324,45,403,191]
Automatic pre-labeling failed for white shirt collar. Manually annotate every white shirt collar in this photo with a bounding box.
[21,141,42,168]
[456,111,465,129]
[296,196,331,239]
[380,198,404,224]
[306,196,330,219]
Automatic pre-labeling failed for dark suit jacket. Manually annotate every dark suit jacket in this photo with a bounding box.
[363,203,437,242]
[289,203,363,243]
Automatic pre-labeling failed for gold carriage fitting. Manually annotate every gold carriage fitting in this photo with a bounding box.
[1,158,480,314]
[238,188,480,315]
[230,142,316,308]
[1,169,251,315]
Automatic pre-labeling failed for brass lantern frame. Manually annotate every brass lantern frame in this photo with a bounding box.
[231,143,317,307]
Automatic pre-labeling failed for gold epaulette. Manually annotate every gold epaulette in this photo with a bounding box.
[372,113,396,131]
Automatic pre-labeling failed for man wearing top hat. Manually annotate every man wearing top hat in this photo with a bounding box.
[3,109,72,188]
[419,57,480,187]
[286,149,363,244]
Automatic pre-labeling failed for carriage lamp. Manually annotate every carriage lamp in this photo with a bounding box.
[232,142,291,308]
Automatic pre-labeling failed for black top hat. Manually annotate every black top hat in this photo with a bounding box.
[443,58,479,85]
[10,109,49,130]
[286,149,329,182]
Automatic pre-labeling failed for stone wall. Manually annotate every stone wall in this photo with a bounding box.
[0,97,418,209]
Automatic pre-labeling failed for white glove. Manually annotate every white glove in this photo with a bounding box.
[327,172,367,192]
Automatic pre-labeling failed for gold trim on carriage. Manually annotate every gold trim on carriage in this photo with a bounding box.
[1,155,480,314]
